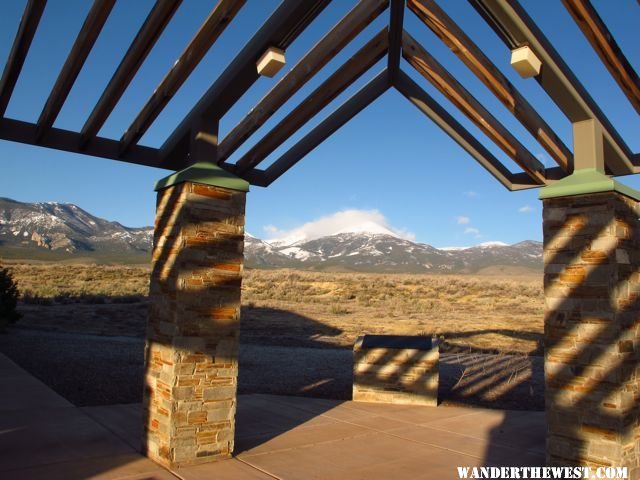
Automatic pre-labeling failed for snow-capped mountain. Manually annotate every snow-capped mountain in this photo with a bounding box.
[0,197,153,260]
[265,219,405,248]
[245,229,542,273]
[0,197,543,271]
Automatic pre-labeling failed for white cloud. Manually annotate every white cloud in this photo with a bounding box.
[263,224,280,235]
[464,227,480,235]
[518,205,533,213]
[456,216,471,225]
[463,191,478,198]
[263,209,416,243]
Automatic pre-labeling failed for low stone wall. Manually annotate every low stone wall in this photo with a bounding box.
[353,335,438,406]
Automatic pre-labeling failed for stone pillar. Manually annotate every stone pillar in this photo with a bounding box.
[143,163,248,468]
[542,172,640,474]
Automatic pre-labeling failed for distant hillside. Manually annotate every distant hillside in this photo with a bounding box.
[0,197,542,272]
[0,197,152,263]
[245,233,542,273]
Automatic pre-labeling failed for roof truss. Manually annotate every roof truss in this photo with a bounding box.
[0,0,637,191]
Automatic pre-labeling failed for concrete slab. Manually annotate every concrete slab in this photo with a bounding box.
[0,353,26,376]
[237,420,372,456]
[422,408,546,452]
[0,407,135,472]
[1,454,178,480]
[366,403,483,426]
[80,403,144,451]
[386,424,543,466]
[174,458,273,480]
[239,430,477,480]
[0,354,546,480]
[0,354,72,412]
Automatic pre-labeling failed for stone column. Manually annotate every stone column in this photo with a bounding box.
[143,163,248,468]
[541,171,640,474]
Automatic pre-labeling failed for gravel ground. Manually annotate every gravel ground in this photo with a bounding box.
[0,327,543,410]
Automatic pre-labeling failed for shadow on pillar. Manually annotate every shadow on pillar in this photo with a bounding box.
[143,181,250,468]
[484,192,640,474]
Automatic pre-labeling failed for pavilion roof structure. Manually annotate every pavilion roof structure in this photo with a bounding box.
[0,0,638,191]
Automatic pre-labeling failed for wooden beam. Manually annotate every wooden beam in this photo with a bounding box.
[263,70,390,185]
[395,70,521,191]
[0,0,47,116]
[387,0,404,83]
[35,0,115,140]
[0,117,273,187]
[223,165,270,187]
[402,31,546,184]
[217,0,388,164]
[469,0,635,175]
[511,167,564,189]
[119,0,246,155]
[158,0,331,166]
[407,0,572,172]
[80,0,181,147]
[563,0,640,115]
[0,117,160,168]
[233,28,389,174]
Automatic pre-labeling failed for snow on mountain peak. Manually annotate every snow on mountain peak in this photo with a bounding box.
[333,220,400,238]
[263,209,415,247]
[477,241,509,248]
[439,241,510,251]
[267,220,401,247]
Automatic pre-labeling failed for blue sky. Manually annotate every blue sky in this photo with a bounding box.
[0,0,638,248]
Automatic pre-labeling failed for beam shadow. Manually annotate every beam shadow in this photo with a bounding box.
[484,193,640,470]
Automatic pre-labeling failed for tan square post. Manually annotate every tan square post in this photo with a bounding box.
[143,162,249,468]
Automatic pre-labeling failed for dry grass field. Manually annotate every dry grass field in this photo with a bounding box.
[5,262,544,354]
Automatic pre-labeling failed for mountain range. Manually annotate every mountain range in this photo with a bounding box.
[0,197,153,263]
[0,197,542,272]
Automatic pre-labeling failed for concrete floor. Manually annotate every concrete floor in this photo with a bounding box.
[0,353,545,479]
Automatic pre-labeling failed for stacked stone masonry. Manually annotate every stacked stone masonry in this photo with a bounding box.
[353,337,439,406]
[543,191,640,476]
[144,181,246,468]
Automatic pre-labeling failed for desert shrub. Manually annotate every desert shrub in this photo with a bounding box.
[0,265,21,331]
[21,290,53,306]
[111,294,145,304]
[329,304,350,315]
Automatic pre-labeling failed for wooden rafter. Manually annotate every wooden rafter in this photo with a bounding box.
[217,0,388,164]
[0,117,159,168]
[0,0,47,116]
[225,166,270,187]
[80,0,182,146]
[232,28,389,174]
[469,0,636,175]
[35,0,115,140]
[563,0,640,115]
[264,70,390,185]
[402,31,545,184]
[158,0,331,166]
[119,0,246,155]
[396,72,538,190]
[0,0,636,190]
[407,0,572,172]
[387,0,405,83]
[511,168,563,188]
[396,70,526,191]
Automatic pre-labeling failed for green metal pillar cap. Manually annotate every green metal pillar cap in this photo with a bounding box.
[154,161,250,192]
[539,168,640,201]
